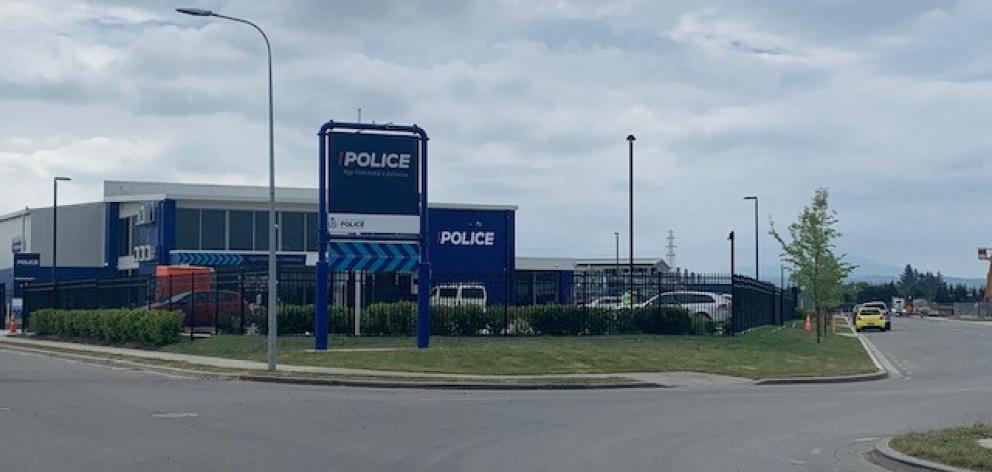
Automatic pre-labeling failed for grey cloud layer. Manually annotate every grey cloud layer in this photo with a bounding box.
[1,0,990,276]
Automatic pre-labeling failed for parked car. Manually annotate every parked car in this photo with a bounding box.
[637,290,732,324]
[149,290,249,328]
[854,306,889,332]
[431,284,487,309]
[584,296,623,310]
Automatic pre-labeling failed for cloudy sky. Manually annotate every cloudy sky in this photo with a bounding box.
[1,0,991,279]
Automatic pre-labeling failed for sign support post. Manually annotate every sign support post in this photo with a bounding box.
[315,120,430,350]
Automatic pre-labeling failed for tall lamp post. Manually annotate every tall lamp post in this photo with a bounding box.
[626,135,635,302]
[52,177,71,282]
[728,231,735,276]
[177,7,278,371]
[743,196,758,280]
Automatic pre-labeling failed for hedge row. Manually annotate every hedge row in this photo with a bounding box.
[30,309,184,346]
[248,303,709,336]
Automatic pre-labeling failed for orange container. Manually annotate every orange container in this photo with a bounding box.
[155,265,215,301]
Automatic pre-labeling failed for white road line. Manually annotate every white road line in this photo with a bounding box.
[857,334,903,378]
[854,437,879,443]
[0,407,10,412]
[810,448,822,455]
[151,412,198,418]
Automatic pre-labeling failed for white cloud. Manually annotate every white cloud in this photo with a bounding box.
[2,0,992,278]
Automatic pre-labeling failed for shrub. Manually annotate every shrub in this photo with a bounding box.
[634,306,693,335]
[249,304,350,335]
[432,305,489,336]
[362,301,416,336]
[29,309,183,346]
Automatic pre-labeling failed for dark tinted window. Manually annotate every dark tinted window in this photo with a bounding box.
[462,288,485,299]
[306,212,318,251]
[229,211,253,250]
[254,211,269,251]
[175,209,200,250]
[281,212,305,251]
[438,288,458,298]
[691,294,715,304]
[201,210,226,250]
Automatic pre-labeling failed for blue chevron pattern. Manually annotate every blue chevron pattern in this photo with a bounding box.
[170,252,244,266]
[327,241,419,272]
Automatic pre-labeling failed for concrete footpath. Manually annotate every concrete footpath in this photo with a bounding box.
[0,335,753,388]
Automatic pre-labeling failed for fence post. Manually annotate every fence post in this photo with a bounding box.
[214,272,220,336]
[190,272,195,342]
[503,269,509,335]
[239,268,246,335]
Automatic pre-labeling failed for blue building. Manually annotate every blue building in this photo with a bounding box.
[0,180,669,309]
[0,181,518,304]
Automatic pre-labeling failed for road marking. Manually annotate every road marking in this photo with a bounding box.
[810,448,822,455]
[0,407,10,412]
[151,412,198,418]
[854,437,879,443]
[857,333,903,378]
[902,376,912,381]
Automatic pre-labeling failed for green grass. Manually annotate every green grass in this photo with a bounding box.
[159,323,875,378]
[890,423,992,471]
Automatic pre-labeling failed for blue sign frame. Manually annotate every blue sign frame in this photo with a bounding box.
[315,120,430,350]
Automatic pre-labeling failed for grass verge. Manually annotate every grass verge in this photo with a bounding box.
[890,423,992,471]
[157,323,874,378]
[0,343,635,385]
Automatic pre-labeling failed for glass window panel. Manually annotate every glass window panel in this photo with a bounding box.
[306,212,318,252]
[229,211,253,250]
[175,209,200,250]
[201,209,226,250]
[254,211,269,250]
[281,212,305,251]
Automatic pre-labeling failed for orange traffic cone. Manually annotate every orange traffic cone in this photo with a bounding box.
[8,318,17,335]
[803,314,812,331]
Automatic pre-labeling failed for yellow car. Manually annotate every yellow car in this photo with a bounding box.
[855,307,890,332]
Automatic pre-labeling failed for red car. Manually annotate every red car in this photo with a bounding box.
[150,290,248,327]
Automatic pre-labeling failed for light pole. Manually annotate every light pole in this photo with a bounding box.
[728,231,735,276]
[626,134,635,302]
[177,7,278,371]
[52,177,71,282]
[743,196,758,280]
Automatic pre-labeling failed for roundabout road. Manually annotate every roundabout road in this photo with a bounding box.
[2,317,991,471]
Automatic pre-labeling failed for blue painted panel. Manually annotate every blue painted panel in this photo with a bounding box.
[427,208,515,275]
[327,242,418,272]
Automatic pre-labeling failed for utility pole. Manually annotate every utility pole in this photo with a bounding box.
[614,231,620,295]
[627,134,635,303]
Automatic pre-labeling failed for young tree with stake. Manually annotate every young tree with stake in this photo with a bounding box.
[770,188,855,343]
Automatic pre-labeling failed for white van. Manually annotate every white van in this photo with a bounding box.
[431,284,488,309]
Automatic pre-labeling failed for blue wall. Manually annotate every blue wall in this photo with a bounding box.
[428,207,514,275]
[428,207,515,304]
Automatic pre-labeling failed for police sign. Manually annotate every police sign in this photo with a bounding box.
[328,133,420,234]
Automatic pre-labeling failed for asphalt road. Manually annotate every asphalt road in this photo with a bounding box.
[2,317,992,471]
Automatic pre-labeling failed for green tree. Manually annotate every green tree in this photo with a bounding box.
[771,188,855,342]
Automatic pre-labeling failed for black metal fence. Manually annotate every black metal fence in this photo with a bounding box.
[22,269,798,337]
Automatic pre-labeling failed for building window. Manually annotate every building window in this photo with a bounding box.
[116,218,131,257]
[201,209,226,250]
[254,211,269,251]
[176,209,200,250]
[281,212,305,251]
[229,210,253,251]
[306,212,318,252]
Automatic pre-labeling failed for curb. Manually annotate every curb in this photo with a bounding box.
[872,437,979,472]
[0,343,659,391]
[754,370,888,385]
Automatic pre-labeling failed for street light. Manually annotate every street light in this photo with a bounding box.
[743,196,758,280]
[52,176,71,282]
[626,134,635,302]
[727,230,736,276]
[177,7,278,371]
